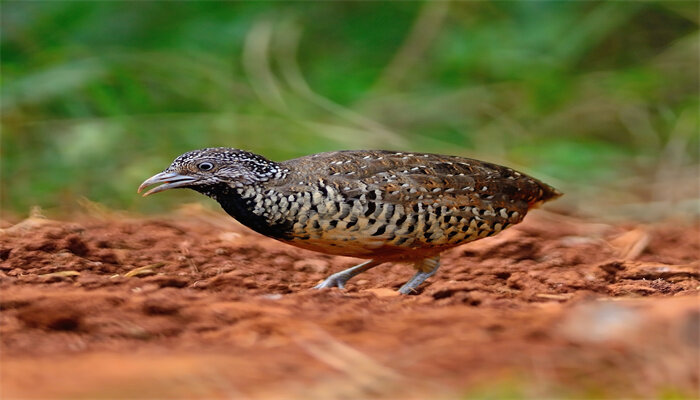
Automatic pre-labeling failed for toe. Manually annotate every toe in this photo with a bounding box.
[313,277,345,290]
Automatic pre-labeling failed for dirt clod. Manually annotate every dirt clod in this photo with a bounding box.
[17,302,84,331]
[63,234,90,257]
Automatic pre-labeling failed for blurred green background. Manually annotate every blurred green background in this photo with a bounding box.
[2,1,698,219]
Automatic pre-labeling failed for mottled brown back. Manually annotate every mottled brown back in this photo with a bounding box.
[235,150,561,261]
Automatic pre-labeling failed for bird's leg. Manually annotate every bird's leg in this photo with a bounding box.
[314,260,383,290]
[398,257,441,295]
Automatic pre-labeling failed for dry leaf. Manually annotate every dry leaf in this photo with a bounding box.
[124,262,165,278]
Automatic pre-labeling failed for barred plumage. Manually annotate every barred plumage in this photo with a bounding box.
[139,148,561,294]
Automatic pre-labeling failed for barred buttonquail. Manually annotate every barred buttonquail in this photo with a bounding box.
[138,148,561,294]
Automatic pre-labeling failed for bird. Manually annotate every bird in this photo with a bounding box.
[138,148,561,294]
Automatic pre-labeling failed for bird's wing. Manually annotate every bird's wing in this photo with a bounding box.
[282,150,557,217]
[273,150,559,249]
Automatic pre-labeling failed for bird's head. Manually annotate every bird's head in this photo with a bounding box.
[138,147,281,197]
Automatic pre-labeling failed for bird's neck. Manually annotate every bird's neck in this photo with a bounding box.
[194,183,293,240]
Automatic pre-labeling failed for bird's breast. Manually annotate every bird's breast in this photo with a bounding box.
[225,182,524,259]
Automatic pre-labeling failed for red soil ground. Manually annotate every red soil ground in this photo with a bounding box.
[1,208,698,399]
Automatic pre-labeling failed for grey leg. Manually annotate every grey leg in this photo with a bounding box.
[314,260,382,290]
[398,257,441,295]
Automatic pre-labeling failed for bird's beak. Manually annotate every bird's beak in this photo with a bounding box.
[137,172,198,197]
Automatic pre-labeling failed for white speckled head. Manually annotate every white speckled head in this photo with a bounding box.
[138,147,282,197]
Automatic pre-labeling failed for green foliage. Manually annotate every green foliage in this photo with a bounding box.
[1,1,698,215]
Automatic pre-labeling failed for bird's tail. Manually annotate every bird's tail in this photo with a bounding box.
[528,180,563,209]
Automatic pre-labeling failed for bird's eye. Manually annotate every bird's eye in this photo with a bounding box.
[198,162,214,171]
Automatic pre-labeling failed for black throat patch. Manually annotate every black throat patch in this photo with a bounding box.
[192,184,294,240]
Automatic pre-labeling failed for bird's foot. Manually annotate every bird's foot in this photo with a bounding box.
[398,258,441,295]
[314,272,351,290]
[313,260,381,291]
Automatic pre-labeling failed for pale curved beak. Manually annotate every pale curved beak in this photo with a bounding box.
[137,172,198,197]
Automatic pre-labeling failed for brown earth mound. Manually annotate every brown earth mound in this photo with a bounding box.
[1,209,698,399]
